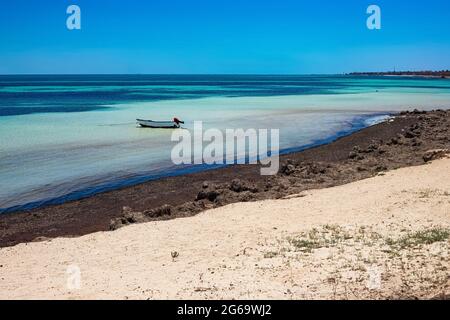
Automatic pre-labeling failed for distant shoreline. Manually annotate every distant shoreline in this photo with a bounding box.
[349,71,450,79]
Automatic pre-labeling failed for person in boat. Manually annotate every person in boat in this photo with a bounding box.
[173,117,185,128]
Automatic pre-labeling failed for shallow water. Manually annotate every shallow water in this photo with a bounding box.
[1,75,450,212]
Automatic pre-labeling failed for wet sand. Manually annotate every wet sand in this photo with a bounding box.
[0,109,449,247]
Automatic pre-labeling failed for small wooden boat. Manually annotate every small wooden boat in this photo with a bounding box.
[136,117,184,128]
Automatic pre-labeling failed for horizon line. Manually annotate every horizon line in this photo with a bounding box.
[0,70,448,77]
[0,73,343,76]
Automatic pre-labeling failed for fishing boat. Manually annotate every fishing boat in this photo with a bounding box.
[136,117,184,128]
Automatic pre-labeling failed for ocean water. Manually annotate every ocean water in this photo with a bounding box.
[1,75,450,213]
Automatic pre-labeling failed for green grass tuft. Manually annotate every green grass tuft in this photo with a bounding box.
[389,228,450,249]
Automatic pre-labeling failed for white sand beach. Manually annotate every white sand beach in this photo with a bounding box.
[1,158,449,300]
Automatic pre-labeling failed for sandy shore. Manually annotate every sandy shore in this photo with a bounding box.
[1,109,449,247]
[1,157,448,300]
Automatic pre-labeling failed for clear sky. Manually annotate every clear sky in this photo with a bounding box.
[1,0,449,74]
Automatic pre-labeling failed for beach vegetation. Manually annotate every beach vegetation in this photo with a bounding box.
[386,228,450,249]
[263,251,279,259]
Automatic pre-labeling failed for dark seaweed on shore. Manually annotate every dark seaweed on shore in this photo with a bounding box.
[110,109,450,231]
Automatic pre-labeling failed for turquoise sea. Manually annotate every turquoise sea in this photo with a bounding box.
[1,75,450,213]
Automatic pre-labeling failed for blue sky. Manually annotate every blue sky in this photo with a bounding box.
[0,0,449,74]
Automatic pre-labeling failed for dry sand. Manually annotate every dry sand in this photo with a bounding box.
[0,158,449,300]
